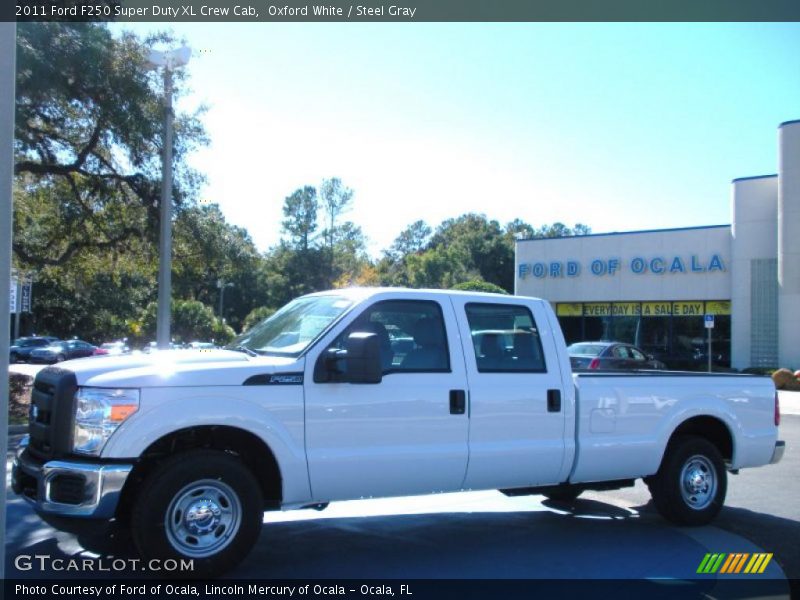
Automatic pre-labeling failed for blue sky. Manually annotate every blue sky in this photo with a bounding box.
[114,23,800,255]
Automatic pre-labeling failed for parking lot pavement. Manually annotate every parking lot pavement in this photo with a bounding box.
[3,469,789,592]
[779,390,800,415]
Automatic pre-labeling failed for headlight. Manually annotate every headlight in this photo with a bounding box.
[73,387,140,456]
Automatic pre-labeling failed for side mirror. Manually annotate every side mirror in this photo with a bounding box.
[313,332,382,384]
[343,332,383,384]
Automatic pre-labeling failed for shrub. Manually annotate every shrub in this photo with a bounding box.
[242,306,276,332]
[771,368,800,391]
[9,372,33,425]
[451,280,509,295]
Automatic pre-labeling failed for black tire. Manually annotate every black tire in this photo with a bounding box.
[10,353,18,363]
[131,450,264,577]
[56,354,66,363]
[648,435,727,526]
[542,485,583,502]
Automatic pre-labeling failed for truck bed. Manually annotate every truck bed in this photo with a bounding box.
[569,371,778,483]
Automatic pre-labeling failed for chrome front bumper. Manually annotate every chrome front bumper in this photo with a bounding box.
[770,440,785,465]
[11,435,133,519]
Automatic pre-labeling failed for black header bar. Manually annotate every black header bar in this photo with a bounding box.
[6,0,800,22]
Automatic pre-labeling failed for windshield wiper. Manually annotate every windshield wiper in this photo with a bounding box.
[228,345,259,357]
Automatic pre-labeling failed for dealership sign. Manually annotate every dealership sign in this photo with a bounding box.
[518,254,726,279]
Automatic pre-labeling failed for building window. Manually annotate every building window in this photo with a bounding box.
[555,301,731,370]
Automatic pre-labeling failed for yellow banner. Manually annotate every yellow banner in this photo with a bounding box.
[705,300,731,315]
[611,302,641,316]
[583,303,611,317]
[556,303,583,317]
[641,302,672,316]
[673,301,704,316]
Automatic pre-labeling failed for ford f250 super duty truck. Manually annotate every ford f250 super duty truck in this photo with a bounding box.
[12,288,785,575]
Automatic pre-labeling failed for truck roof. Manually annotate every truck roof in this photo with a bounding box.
[305,286,536,302]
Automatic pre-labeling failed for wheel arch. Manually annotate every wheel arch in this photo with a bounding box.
[116,425,283,522]
[661,415,735,467]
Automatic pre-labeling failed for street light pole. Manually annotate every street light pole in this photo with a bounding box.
[156,67,174,350]
[146,47,190,350]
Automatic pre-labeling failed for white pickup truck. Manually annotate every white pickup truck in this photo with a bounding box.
[13,288,784,575]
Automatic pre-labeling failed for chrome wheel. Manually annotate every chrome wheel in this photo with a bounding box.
[680,455,717,511]
[165,479,242,558]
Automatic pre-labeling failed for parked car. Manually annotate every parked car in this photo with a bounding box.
[142,341,184,353]
[9,336,60,363]
[186,341,218,350]
[567,341,667,371]
[94,341,131,356]
[28,339,96,364]
[13,288,782,576]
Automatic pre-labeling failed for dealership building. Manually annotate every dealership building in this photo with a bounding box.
[515,119,800,370]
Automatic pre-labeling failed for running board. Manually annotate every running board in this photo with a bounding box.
[500,479,636,497]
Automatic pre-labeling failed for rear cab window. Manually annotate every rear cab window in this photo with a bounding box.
[464,303,547,373]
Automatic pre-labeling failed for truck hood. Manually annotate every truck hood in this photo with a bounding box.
[54,349,303,388]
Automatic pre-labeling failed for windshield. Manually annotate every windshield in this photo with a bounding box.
[229,295,354,357]
[568,343,607,356]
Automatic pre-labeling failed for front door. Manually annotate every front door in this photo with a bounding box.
[304,294,470,501]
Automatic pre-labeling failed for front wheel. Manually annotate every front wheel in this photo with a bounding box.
[648,435,727,526]
[131,450,264,577]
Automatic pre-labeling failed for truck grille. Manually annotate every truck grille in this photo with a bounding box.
[28,367,77,460]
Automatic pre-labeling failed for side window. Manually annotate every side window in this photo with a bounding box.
[465,303,546,373]
[332,300,450,373]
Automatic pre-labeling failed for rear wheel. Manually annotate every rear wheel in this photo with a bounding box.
[648,435,727,526]
[131,450,263,577]
[10,352,18,363]
[55,354,66,363]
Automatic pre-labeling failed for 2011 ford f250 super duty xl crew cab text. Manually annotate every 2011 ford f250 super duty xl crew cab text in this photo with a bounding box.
[12,288,785,575]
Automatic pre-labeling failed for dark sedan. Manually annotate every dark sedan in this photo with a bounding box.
[28,339,96,364]
[9,336,60,363]
[568,341,667,371]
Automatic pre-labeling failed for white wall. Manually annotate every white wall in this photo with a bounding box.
[730,175,778,369]
[779,120,800,369]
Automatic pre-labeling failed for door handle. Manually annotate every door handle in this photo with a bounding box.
[450,389,466,415]
[547,389,561,413]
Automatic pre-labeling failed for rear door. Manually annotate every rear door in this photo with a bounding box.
[449,297,567,489]
[304,294,470,501]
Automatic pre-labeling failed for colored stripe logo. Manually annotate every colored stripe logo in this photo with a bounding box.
[697,553,773,574]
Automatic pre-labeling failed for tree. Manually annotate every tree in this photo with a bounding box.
[319,177,354,249]
[385,220,432,261]
[172,203,263,332]
[429,214,514,290]
[281,186,318,251]
[13,23,207,267]
[378,214,592,293]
